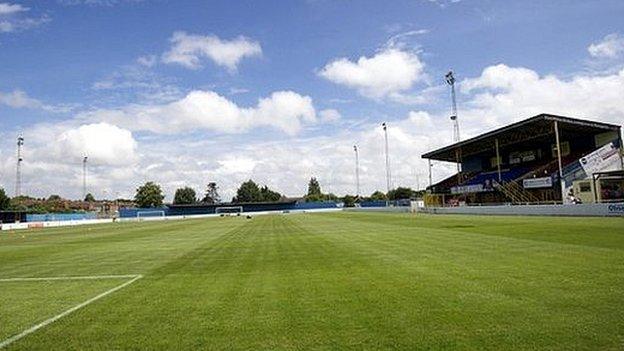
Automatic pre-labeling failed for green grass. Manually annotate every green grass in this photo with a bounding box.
[0,278,132,342]
[1,212,623,350]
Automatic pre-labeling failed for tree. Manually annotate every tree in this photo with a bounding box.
[387,187,414,200]
[307,177,322,197]
[0,188,10,210]
[259,185,281,202]
[342,194,356,208]
[370,190,387,201]
[48,194,62,202]
[305,177,336,202]
[84,193,95,202]
[233,180,261,202]
[233,180,282,203]
[173,187,197,205]
[134,181,165,208]
[325,193,339,201]
[201,182,220,204]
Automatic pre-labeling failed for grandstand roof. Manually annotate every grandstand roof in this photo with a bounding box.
[422,114,621,162]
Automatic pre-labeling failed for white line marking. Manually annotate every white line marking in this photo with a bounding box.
[0,274,143,349]
[0,274,140,282]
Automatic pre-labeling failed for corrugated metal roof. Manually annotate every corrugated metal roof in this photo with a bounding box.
[422,114,621,162]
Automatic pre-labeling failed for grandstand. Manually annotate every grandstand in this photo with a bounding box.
[423,114,624,206]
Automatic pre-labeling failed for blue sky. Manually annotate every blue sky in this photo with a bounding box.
[1,0,624,200]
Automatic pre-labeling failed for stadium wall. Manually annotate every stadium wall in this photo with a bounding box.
[119,208,169,218]
[0,211,26,224]
[359,200,388,207]
[120,202,343,219]
[344,207,410,213]
[26,212,97,222]
[3,202,622,231]
[1,218,113,230]
[293,202,340,210]
[418,202,624,217]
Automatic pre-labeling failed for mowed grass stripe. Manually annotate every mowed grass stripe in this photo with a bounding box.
[327,211,624,250]
[302,212,624,264]
[0,278,136,343]
[307,213,624,284]
[295,213,624,302]
[8,215,401,350]
[0,218,246,278]
[291,213,624,349]
[1,213,623,350]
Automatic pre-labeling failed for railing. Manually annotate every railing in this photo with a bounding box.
[518,159,558,180]
[494,180,541,204]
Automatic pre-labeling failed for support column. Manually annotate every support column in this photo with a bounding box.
[455,149,461,184]
[593,173,599,203]
[495,138,501,182]
[428,159,433,188]
[619,132,624,170]
[554,121,566,203]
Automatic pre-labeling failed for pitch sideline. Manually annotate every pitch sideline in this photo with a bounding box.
[0,274,143,349]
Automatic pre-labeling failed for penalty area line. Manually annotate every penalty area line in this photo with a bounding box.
[0,274,143,349]
[0,274,141,282]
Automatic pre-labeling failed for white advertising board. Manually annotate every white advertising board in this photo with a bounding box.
[579,142,622,175]
[451,184,484,194]
[523,177,553,189]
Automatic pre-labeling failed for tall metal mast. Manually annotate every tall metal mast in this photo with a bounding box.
[446,70,462,176]
[83,156,88,200]
[382,122,391,193]
[15,135,24,197]
[353,145,360,198]
[445,70,460,143]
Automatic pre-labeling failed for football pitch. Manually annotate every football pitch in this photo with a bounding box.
[1,212,623,350]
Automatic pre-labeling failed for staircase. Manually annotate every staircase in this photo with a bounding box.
[494,180,541,204]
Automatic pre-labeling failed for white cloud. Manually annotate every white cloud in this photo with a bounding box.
[0,122,138,199]
[228,87,249,95]
[91,62,182,104]
[407,111,434,128]
[0,89,73,112]
[588,33,624,59]
[319,108,341,122]
[424,0,462,7]
[319,48,425,99]
[1,115,434,201]
[136,54,157,67]
[0,3,49,33]
[0,2,27,15]
[81,90,317,135]
[162,31,262,71]
[57,0,146,5]
[0,89,42,108]
[460,64,624,127]
[386,29,429,49]
[55,123,138,166]
[4,61,624,202]
[216,157,257,175]
[0,16,49,33]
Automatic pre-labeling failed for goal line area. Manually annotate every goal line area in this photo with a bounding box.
[215,206,244,214]
[0,274,143,349]
[136,210,166,219]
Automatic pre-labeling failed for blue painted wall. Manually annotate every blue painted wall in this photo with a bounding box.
[118,208,169,218]
[26,212,97,222]
[119,202,344,218]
